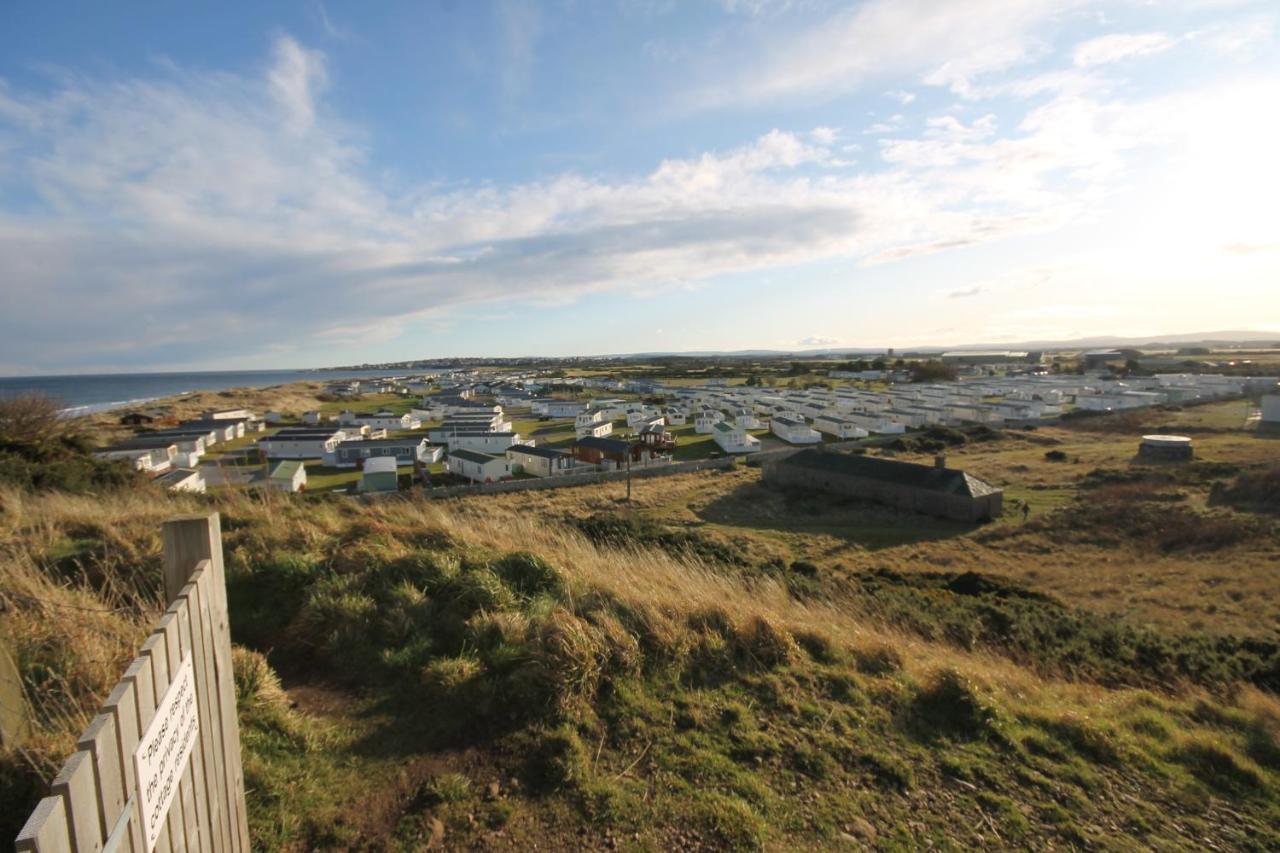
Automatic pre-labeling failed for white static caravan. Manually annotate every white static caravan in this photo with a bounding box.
[713,421,761,453]
[811,415,870,440]
[439,431,531,454]
[842,413,907,435]
[770,416,822,445]
[258,429,344,459]
[694,411,722,434]
[576,420,614,439]
[446,449,513,483]
[506,444,577,477]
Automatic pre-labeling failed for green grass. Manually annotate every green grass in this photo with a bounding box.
[220,521,1280,849]
[316,394,418,416]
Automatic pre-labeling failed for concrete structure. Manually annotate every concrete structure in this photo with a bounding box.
[1138,435,1194,461]
[267,460,307,492]
[359,457,400,493]
[762,450,1003,522]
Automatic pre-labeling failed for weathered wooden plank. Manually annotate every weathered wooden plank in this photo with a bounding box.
[181,571,225,853]
[76,714,124,847]
[106,664,146,853]
[50,750,103,853]
[157,614,198,853]
[167,597,207,853]
[188,570,232,853]
[138,633,174,853]
[14,795,72,853]
[163,513,248,852]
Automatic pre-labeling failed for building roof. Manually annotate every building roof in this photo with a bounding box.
[507,444,568,460]
[449,449,503,465]
[362,457,399,474]
[269,460,304,480]
[574,436,630,453]
[776,449,1001,498]
[336,437,427,449]
[154,468,201,486]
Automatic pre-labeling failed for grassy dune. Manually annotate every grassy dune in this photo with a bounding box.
[3,397,1280,849]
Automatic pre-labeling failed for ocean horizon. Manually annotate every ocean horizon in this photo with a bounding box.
[0,368,441,415]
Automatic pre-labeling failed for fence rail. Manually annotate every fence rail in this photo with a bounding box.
[15,513,249,853]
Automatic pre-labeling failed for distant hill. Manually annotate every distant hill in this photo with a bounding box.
[616,330,1280,359]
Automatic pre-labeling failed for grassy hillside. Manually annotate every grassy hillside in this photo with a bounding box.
[3,397,1280,849]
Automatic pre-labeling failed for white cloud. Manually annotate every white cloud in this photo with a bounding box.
[1,25,1276,370]
[809,125,838,144]
[1073,32,1177,67]
[797,335,841,347]
[268,36,327,133]
[690,0,1083,107]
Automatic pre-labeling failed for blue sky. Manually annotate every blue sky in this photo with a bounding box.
[1,0,1278,374]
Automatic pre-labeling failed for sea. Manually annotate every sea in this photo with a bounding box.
[0,369,439,416]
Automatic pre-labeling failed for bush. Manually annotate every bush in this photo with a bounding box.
[1044,450,1069,462]
[492,551,564,597]
[0,394,138,493]
[908,669,998,741]
[572,514,749,566]
[1211,467,1280,514]
[526,725,592,792]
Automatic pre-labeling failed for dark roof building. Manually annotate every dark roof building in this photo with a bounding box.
[762,449,1003,522]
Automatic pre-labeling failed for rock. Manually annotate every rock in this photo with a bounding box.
[426,817,445,849]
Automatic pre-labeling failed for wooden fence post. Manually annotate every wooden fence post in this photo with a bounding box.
[162,513,249,853]
[15,512,249,853]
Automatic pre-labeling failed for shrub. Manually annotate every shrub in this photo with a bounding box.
[1171,737,1267,796]
[735,616,801,670]
[492,551,564,597]
[423,772,473,804]
[908,669,998,741]
[789,560,818,577]
[1044,450,1069,462]
[526,724,592,792]
[1210,467,1280,514]
[572,514,750,566]
[233,647,298,735]
[853,644,903,676]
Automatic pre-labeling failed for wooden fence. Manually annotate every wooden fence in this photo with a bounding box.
[14,513,249,852]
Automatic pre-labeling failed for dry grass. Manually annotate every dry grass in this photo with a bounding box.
[3,400,1279,847]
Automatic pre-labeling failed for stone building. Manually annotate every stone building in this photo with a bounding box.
[762,449,1004,522]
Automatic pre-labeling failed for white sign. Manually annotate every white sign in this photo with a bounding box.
[133,656,198,852]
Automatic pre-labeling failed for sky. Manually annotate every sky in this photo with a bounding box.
[0,0,1278,374]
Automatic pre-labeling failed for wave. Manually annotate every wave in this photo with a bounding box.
[59,395,167,417]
